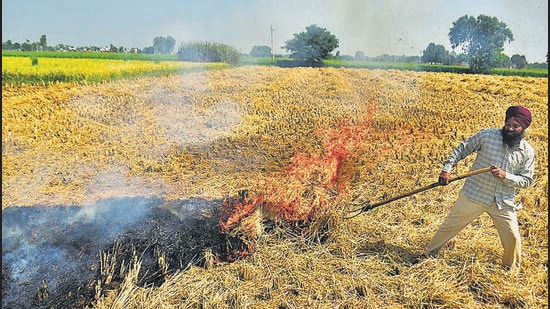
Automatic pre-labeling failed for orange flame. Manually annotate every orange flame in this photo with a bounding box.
[219,113,373,235]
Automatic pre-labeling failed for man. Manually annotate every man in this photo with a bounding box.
[425,106,535,272]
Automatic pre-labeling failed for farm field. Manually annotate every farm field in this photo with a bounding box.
[1,56,227,85]
[2,65,548,308]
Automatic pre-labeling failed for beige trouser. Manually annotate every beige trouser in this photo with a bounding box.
[425,194,521,271]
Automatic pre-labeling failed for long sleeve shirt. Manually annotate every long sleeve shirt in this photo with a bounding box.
[442,128,535,210]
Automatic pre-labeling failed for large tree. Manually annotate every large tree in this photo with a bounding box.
[511,54,527,69]
[449,14,513,74]
[421,43,449,64]
[250,45,272,57]
[153,36,176,54]
[282,24,339,64]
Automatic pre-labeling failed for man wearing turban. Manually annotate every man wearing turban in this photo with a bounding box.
[424,106,535,273]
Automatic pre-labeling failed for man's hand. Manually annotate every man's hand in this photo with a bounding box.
[490,164,506,179]
[438,171,451,185]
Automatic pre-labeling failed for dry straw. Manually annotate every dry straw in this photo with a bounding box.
[2,66,547,308]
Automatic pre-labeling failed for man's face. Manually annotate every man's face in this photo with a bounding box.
[501,117,525,148]
[503,117,524,138]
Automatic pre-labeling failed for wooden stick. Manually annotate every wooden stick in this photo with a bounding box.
[345,167,491,219]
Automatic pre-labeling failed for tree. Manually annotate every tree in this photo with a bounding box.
[510,54,527,69]
[177,41,240,65]
[21,39,33,51]
[39,35,47,51]
[449,14,513,74]
[456,53,469,65]
[421,43,449,64]
[153,36,176,54]
[495,52,511,68]
[2,40,15,50]
[250,45,272,57]
[143,46,155,54]
[282,24,339,64]
[354,51,365,60]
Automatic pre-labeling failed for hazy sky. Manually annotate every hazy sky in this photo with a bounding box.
[2,0,548,62]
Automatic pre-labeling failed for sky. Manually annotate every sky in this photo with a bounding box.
[2,0,548,63]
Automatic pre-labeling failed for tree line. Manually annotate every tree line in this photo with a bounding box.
[2,35,176,55]
[2,14,548,73]
[265,15,546,73]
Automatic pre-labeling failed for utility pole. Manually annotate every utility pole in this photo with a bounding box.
[270,25,275,62]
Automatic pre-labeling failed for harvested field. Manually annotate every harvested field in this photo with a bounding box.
[2,66,548,308]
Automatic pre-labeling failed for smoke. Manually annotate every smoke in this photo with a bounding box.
[2,194,245,308]
[154,96,243,147]
[1,65,251,308]
[2,197,160,308]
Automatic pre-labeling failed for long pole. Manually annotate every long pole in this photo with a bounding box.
[270,25,275,62]
[345,167,491,219]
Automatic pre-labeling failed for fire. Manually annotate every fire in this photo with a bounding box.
[219,112,373,241]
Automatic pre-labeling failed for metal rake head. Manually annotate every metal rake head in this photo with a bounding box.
[344,201,374,219]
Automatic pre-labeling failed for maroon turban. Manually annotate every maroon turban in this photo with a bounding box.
[505,106,532,129]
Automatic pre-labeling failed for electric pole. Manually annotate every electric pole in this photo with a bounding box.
[270,25,275,62]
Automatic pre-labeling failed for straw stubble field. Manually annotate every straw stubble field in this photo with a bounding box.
[2,66,548,308]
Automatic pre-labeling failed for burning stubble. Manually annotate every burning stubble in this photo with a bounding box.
[2,197,244,308]
[2,74,250,307]
[1,197,157,307]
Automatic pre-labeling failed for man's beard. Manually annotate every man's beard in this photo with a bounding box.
[501,127,525,148]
